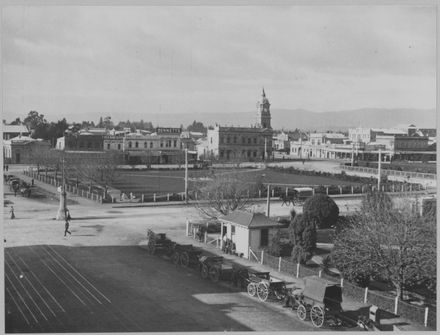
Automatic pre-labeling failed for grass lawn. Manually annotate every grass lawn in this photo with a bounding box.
[108,168,363,196]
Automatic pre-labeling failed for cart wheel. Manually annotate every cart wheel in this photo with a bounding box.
[311,305,325,328]
[257,282,269,302]
[297,304,307,321]
[172,252,180,265]
[180,252,190,267]
[201,264,209,279]
[209,266,220,282]
[247,283,256,297]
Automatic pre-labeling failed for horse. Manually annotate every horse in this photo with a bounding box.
[279,193,296,206]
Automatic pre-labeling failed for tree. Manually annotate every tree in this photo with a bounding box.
[267,229,293,257]
[303,194,339,229]
[192,169,256,218]
[288,213,317,264]
[187,120,207,134]
[332,192,436,298]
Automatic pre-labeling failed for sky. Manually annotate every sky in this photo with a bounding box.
[1,5,437,123]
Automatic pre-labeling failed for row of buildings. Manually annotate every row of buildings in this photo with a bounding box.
[2,90,436,164]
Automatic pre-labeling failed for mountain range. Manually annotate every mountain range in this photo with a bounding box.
[133,108,437,131]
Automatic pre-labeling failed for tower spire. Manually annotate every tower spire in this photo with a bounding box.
[262,87,266,98]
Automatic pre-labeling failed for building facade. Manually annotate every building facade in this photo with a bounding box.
[2,123,30,140]
[206,90,273,161]
[3,136,51,164]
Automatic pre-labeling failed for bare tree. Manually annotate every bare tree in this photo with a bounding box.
[192,169,257,219]
[332,191,436,298]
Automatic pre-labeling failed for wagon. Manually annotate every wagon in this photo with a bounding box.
[233,267,287,302]
[145,230,175,256]
[198,256,234,282]
[292,187,313,205]
[171,244,203,268]
[290,276,343,328]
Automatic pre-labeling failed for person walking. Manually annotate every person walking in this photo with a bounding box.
[64,218,71,236]
[10,206,15,219]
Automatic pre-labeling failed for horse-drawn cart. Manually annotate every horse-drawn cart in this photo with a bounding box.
[289,276,343,328]
[233,267,287,302]
[198,256,234,282]
[171,244,203,268]
[145,230,175,256]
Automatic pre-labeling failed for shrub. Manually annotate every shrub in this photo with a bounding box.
[288,213,316,264]
[303,194,339,229]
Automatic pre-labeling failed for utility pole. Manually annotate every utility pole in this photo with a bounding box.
[56,155,68,220]
[185,147,188,204]
[351,143,355,167]
[266,184,270,217]
[377,148,382,190]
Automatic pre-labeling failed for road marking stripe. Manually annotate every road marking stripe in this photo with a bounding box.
[6,287,30,325]
[40,259,87,306]
[41,246,103,305]
[5,261,48,321]
[47,245,112,303]
[5,273,39,323]
[6,253,57,317]
[17,253,66,313]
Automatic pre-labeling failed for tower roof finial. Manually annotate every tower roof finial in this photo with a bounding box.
[262,87,266,97]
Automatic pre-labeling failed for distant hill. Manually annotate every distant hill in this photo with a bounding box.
[74,108,436,131]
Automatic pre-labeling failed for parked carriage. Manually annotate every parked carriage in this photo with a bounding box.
[289,276,343,328]
[145,230,175,256]
[171,244,203,268]
[232,266,287,302]
[198,256,234,282]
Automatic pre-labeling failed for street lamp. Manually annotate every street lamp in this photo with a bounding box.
[184,147,188,204]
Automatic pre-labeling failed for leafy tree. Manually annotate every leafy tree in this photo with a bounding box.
[332,192,436,298]
[288,213,317,264]
[268,229,293,257]
[10,117,22,125]
[303,194,339,229]
[187,120,207,134]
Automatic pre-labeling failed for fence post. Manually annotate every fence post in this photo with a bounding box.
[278,257,282,272]
[259,190,261,198]
[296,263,300,278]
[186,219,190,236]
[285,187,288,196]
[392,184,395,192]
[204,231,207,243]
[247,189,250,198]
[154,193,156,202]
[364,287,368,303]
[260,250,264,265]
[424,307,429,327]
[339,186,342,194]
[318,270,322,278]
[195,192,198,201]
[340,278,344,288]
[409,184,412,192]
[141,194,144,203]
[312,187,315,195]
[351,186,354,194]
[272,188,274,197]
[326,187,329,195]
[394,296,399,315]
[167,193,170,201]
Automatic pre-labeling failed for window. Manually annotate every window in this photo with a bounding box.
[87,142,92,149]
[242,137,245,144]
[107,143,110,150]
[129,141,132,148]
[253,138,257,144]
[79,141,84,148]
[135,141,139,148]
[150,142,153,148]
[118,144,121,150]
[253,151,257,157]
[248,138,251,144]
[174,140,177,147]
[233,136,237,144]
[144,142,147,148]
[226,137,230,144]
[160,142,163,148]
[231,226,236,235]
[210,137,213,144]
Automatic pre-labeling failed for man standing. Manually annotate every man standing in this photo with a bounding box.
[64,218,71,236]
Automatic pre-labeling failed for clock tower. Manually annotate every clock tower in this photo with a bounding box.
[257,88,272,129]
